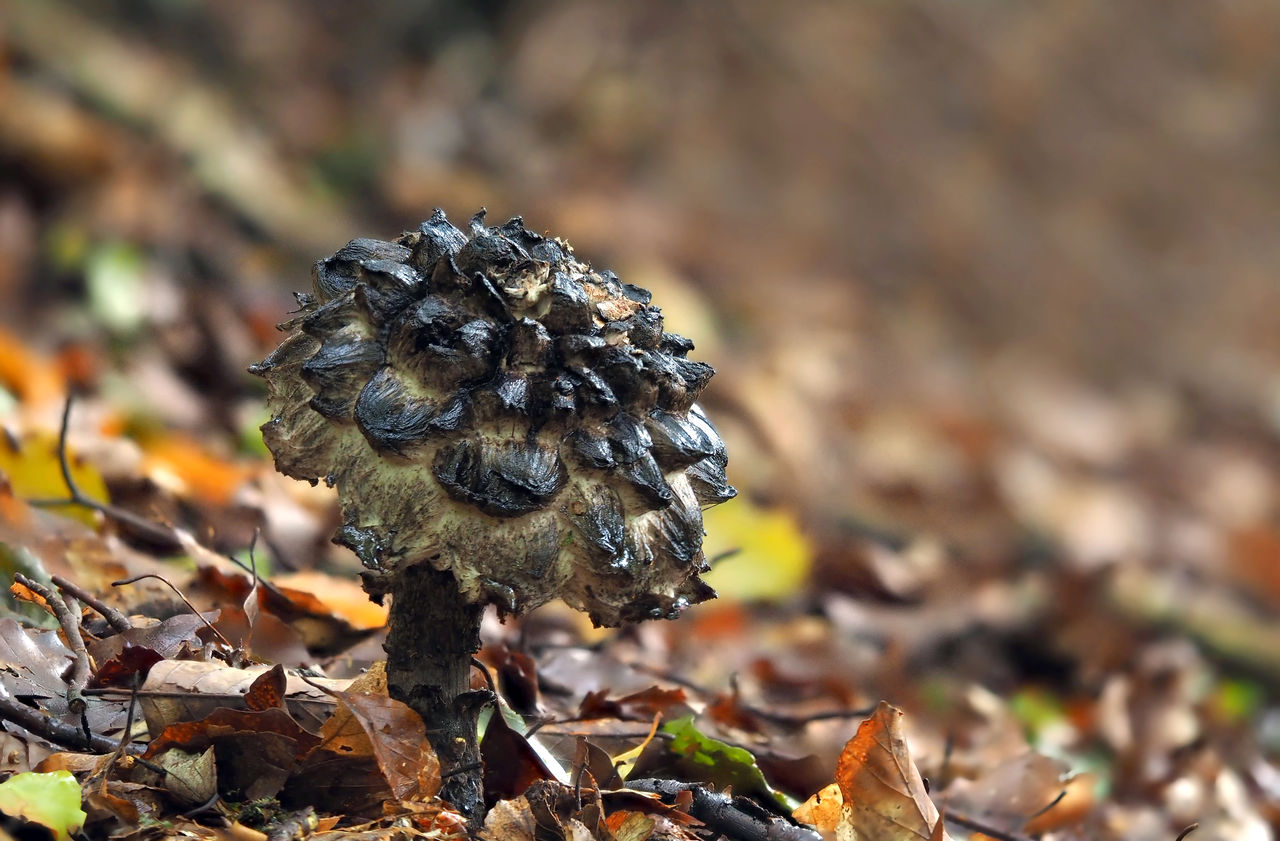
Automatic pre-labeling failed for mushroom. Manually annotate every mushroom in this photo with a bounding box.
[250,209,735,820]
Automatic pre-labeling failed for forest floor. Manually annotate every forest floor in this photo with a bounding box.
[3,3,1280,840]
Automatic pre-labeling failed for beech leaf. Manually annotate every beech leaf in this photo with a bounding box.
[836,701,952,841]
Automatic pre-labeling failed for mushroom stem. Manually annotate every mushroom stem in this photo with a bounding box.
[383,564,488,823]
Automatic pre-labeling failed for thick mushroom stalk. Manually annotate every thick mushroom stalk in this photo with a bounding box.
[250,210,735,820]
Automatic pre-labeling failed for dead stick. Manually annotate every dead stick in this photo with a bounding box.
[15,574,91,716]
[51,574,132,633]
[944,811,1035,841]
[112,573,234,652]
[26,394,183,550]
[0,692,136,755]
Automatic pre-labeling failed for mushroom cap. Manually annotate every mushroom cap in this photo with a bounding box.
[251,210,735,626]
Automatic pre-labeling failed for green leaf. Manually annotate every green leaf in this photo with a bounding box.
[659,716,795,810]
[0,770,87,841]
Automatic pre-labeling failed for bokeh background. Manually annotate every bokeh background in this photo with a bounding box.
[7,2,1280,836]
[7,0,1280,666]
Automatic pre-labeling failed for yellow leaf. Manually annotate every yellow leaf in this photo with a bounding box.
[0,432,109,526]
[701,497,811,601]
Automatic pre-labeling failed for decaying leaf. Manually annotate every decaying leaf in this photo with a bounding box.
[942,750,1071,835]
[835,701,952,841]
[317,686,440,800]
[144,705,322,801]
[139,659,346,735]
[481,705,562,807]
[284,677,440,815]
[794,782,842,835]
[154,746,217,807]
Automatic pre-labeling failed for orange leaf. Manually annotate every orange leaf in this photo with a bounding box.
[836,701,950,841]
[245,664,287,711]
[271,570,389,630]
[0,328,65,408]
[140,434,249,506]
[9,580,49,611]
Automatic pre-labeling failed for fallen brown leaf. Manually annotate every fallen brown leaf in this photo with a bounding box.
[836,701,952,841]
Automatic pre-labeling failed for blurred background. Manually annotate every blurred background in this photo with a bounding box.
[9,3,1280,835]
[5,0,1280,663]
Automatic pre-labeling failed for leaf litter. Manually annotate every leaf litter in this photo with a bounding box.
[3,5,1280,838]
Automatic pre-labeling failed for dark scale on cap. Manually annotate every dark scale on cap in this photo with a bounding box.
[252,208,735,626]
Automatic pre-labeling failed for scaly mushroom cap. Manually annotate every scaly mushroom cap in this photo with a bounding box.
[251,210,735,626]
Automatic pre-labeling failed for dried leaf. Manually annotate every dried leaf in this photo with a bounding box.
[140,433,250,507]
[139,660,345,735]
[87,614,206,674]
[90,645,164,689]
[942,751,1070,834]
[283,682,439,815]
[155,747,217,807]
[479,795,537,841]
[836,701,952,841]
[323,689,440,800]
[245,663,287,711]
[0,328,65,409]
[481,705,559,807]
[271,570,389,631]
[794,782,842,834]
[145,706,320,800]
[578,685,692,722]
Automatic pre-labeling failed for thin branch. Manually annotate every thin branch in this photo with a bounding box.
[1026,788,1068,820]
[14,573,91,716]
[26,394,182,549]
[112,573,234,652]
[0,692,138,755]
[471,657,497,694]
[1174,824,1198,841]
[944,811,1035,841]
[51,574,132,633]
[627,778,821,841]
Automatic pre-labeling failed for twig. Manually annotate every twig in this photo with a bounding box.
[14,573,91,718]
[26,394,182,549]
[944,811,1036,841]
[0,691,138,754]
[112,573,234,652]
[471,657,497,694]
[628,778,821,841]
[51,574,132,633]
[1026,788,1068,820]
[181,791,223,819]
[1174,824,1198,841]
[110,673,142,767]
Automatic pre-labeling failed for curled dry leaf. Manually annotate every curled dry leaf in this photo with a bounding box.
[315,688,441,801]
[942,750,1072,834]
[140,660,347,735]
[835,701,952,841]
